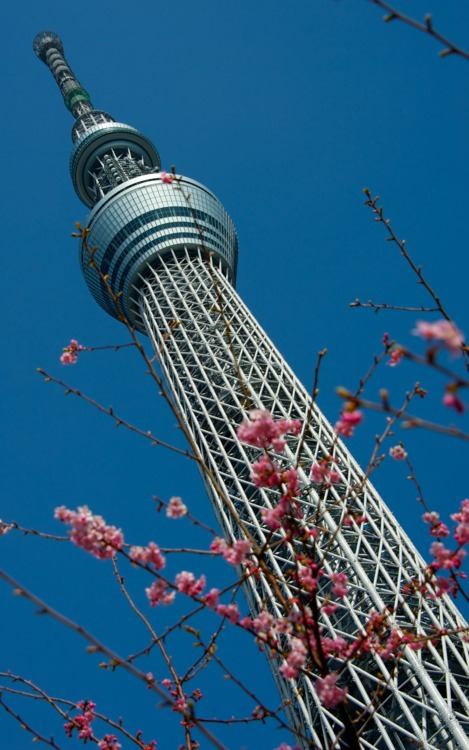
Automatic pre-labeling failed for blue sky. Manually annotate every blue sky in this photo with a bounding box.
[2,2,469,748]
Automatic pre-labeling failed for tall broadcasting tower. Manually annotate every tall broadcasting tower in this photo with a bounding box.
[34,32,468,750]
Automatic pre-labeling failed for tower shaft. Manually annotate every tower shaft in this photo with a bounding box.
[136,249,469,749]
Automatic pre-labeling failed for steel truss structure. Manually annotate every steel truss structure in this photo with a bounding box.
[34,31,469,750]
[137,250,469,749]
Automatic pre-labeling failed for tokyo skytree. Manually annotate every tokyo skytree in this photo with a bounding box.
[34,31,469,750]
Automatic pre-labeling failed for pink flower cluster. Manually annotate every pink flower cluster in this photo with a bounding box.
[430,542,465,571]
[98,736,121,750]
[203,587,220,608]
[443,391,465,414]
[60,338,85,365]
[422,511,450,538]
[160,170,174,184]
[310,459,340,486]
[210,536,251,565]
[215,603,240,623]
[237,409,301,451]
[145,580,175,607]
[55,506,124,559]
[343,513,367,527]
[452,498,469,545]
[166,496,187,518]
[334,408,362,438]
[64,700,96,740]
[315,673,348,709]
[329,571,349,598]
[130,541,166,570]
[387,347,403,367]
[389,444,407,461]
[413,319,464,355]
[280,637,307,679]
[175,570,206,597]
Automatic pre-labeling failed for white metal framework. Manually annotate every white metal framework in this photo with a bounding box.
[137,250,469,750]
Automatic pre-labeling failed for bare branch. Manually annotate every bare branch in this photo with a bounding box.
[349,299,439,314]
[367,1,469,61]
[37,369,195,461]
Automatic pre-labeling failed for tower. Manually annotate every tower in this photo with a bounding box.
[34,31,469,749]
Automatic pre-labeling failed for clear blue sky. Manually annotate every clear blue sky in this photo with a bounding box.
[2,2,469,748]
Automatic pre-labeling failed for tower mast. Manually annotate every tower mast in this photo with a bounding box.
[34,32,469,749]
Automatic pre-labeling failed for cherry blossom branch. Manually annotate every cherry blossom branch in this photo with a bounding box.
[192,636,298,738]
[363,190,452,316]
[397,346,468,387]
[37,368,195,461]
[81,342,137,353]
[367,1,469,61]
[0,694,64,749]
[353,341,389,398]
[0,569,228,750]
[0,675,156,749]
[110,559,195,750]
[295,348,327,466]
[0,520,67,541]
[403,452,431,510]
[350,299,439,314]
[337,387,469,441]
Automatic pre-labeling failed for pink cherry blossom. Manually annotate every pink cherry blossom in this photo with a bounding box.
[451,498,469,545]
[160,170,174,184]
[237,409,301,452]
[216,603,240,623]
[175,570,206,597]
[55,506,123,559]
[422,511,450,538]
[310,461,340,486]
[315,673,348,708]
[335,409,363,438]
[64,700,96,739]
[430,541,466,570]
[145,580,175,607]
[389,444,407,461]
[166,496,187,518]
[130,542,166,570]
[261,505,284,530]
[343,513,367,527]
[320,636,349,659]
[329,571,349,598]
[251,454,282,488]
[387,348,403,367]
[280,637,307,679]
[203,588,220,608]
[443,392,466,414]
[413,319,464,354]
[60,338,85,365]
[223,539,251,565]
[98,735,122,750]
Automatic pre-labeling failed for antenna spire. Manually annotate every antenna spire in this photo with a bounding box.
[33,31,93,117]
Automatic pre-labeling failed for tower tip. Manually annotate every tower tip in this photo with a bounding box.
[33,31,64,61]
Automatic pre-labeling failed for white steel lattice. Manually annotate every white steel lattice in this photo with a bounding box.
[135,249,469,750]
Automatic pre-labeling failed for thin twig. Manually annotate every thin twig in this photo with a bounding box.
[363,190,453,321]
[37,369,195,461]
[349,299,439,314]
[0,694,63,749]
[0,569,228,750]
[367,1,469,60]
